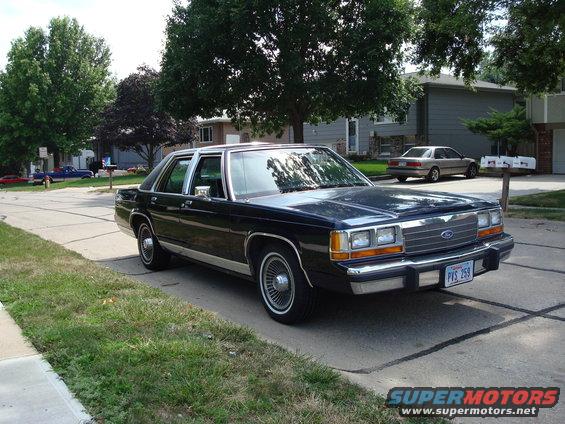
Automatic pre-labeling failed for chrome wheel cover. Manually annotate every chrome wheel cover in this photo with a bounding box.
[431,168,439,181]
[260,253,295,313]
[139,225,154,263]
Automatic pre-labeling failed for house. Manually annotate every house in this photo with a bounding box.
[93,139,164,170]
[526,77,565,174]
[302,73,517,159]
[195,115,291,147]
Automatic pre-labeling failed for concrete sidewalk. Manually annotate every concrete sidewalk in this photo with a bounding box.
[0,302,91,424]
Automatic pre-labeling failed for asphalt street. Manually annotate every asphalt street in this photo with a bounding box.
[1,175,564,423]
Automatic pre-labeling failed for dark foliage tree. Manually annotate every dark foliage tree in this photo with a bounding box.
[477,51,510,86]
[96,67,197,169]
[414,0,564,94]
[0,17,114,168]
[462,106,534,155]
[159,0,420,143]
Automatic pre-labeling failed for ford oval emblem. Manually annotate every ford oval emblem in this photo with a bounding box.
[441,230,454,240]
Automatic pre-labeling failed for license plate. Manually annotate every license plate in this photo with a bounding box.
[399,161,406,166]
[444,260,474,287]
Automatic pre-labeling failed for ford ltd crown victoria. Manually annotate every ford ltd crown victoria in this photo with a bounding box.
[115,144,514,324]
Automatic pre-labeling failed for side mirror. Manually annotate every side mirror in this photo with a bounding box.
[195,186,211,199]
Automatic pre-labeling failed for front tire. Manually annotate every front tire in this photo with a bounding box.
[466,163,478,179]
[257,244,317,324]
[426,167,440,183]
[137,222,170,270]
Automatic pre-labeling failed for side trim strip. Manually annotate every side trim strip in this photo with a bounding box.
[244,232,314,287]
[160,241,252,276]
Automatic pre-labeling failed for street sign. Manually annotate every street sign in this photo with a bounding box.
[38,147,48,158]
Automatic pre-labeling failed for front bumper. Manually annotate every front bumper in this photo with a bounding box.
[387,167,429,176]
[340,234,514,295]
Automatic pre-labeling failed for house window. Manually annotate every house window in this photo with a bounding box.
[199,126,213,143]
[373,108,406,125]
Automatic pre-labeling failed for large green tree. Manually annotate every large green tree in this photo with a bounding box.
[96,67,197,169]
[159,0,420,143]
[0,17,114,168]
[462,106,534,155]
[415,0,564,93]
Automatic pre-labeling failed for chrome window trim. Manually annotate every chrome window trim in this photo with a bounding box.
[149,154,193,195]
[244,232,313,287]
[185,152,229,201]
[160,241,251,276]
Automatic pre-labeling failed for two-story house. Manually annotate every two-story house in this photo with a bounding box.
[526,78,565,174]
[302,73,517,159]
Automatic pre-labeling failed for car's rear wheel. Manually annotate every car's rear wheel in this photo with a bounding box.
[426,167,440,183]
[257,243,317,324]
[397,176,407,183]
[465,163,478,179]
[137,222,170,270]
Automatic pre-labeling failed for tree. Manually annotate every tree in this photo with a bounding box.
[0,17,115,168]
[462,106,534,156]
[414,0,564,94]
[96,67,197,169]
[159,0,420,143]
[477,51,509,86]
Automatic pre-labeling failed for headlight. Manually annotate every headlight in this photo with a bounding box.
[477,212,490,228]
[377,227,396,245]
[351,231,371,249]
[490,210,502,226]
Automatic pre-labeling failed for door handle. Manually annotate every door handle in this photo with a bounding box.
[150,196,157,204]
[180,200,192,209]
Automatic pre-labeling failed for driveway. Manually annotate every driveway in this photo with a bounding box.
[1,186,564,423]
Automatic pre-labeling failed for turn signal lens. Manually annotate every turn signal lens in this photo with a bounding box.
[350,245,403,259]
[406,161,422,167]
[478,225,503,238]
[330,252,350,260]
[330,231,348,252]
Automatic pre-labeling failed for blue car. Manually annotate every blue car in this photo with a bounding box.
[33,165,94,183]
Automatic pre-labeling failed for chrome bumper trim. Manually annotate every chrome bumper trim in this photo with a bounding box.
[346,235,514,276]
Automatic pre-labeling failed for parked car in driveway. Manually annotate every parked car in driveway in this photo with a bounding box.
[0,175,30,186]
[115,144,513,324]
[387,146,478,183]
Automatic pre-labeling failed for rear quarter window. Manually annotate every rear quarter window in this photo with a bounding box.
[139,156,171,191]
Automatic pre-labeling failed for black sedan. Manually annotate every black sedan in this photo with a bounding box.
[115,144,513,324]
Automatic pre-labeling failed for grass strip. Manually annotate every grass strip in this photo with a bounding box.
[509,190,565,209]
[351,160,388,177]
[506,208,565,221]
[0,223,435,423]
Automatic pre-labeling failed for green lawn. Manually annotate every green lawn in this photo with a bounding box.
[509,190,565,208]
[0,223,434,423]
[351,160,388,177]
[507,190,565,221]
[1,174,145,192]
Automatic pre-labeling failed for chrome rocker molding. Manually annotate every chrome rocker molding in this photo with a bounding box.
[160,241,252,276]
[244,232,314,288]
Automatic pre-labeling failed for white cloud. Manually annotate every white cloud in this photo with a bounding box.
[0,0,174,78]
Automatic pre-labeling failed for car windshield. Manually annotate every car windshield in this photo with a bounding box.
[402,148,432,158]
[229,148,369,199]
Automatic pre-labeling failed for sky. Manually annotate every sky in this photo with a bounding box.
[0,0,173,79]
[0,0,419,79]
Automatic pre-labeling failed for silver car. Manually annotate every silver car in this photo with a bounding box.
[387,146,478,183]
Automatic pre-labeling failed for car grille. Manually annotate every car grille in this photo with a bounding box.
[402,213,478,256]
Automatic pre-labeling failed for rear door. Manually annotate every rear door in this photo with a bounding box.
[433,148,451,174]
[147,156,192,245]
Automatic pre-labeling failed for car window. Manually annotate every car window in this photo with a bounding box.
[191,156,225,198]
[445,148,462,159]
[161,158,191,194]
[434,148,447,159]
[402,148,431,158]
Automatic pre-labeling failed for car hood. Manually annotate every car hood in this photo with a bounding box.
[248,186,495,227]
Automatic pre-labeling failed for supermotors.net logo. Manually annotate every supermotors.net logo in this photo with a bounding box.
[387,387,560,418]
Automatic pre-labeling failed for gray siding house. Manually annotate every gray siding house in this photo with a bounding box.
[302,73,517,159]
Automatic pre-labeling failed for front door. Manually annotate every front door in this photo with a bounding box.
[554,129,565,174]
[178,154,232,260]
[147,156,191,245]
[347,119,358,153]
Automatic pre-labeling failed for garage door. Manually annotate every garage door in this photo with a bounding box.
[554,129,565,174]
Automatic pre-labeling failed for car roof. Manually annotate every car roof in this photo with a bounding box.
[169,142,329,156]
